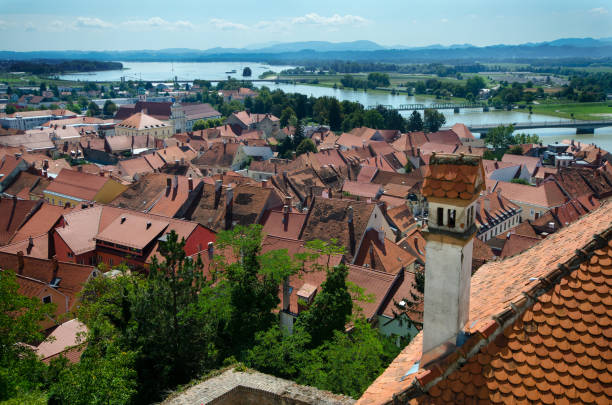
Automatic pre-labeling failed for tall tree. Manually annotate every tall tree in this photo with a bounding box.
[86,101,100,117]
[102,99,117,116]
[485,125,515,149]
[423,108,446,132]
[294,264,353,348]
[0,269,53,401]
[280,106,296,128]
[328,98,342,131]
[296,138,317,156]
[407,110,424,132]
[242,67,252,77]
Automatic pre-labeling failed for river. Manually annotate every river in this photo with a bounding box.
[59,61,612,151]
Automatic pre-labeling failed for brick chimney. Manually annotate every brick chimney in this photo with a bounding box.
[166,177,172,195]
[17,251,24,274]
[282,204,290,232]
[214,179,222,209]
[224,187,234,230]
[172,175,179,201]
[347,205,355,256]
[261,179,268,188]
[421,154,484,366]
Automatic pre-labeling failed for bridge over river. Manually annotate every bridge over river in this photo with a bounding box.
[461,120,612,135]
[367,102,487,112]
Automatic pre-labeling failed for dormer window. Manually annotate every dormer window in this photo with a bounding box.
[42,295,52,304]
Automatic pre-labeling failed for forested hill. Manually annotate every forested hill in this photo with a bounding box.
[0,60,123,74]
[1,39,612,64]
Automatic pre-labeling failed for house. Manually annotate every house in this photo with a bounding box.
[0,197,40,245]
[115,112,173,139]
[353,228,419,274]
[475,189,522,242]
[226,111,280,138]
[191,142,240,175]
[170,102,221,133]
[490,179,568,221]
[43,169,127,207]
[232,145,274,170]
[384,204,416,240]
[0,131,56,152]
[104,134,154,156]
[0,154,29,192]
[114,101,173,121]
[0,252,100,329]
[182,181,283,232]
[261,198,308,240]
[266,235,422,339]
[357,200,612,405]
[36,319,87,364]
[482,159,531,183]
[218,87,258,103]
[1,170,51,200]
[0,109,76,131]
[115,154,165,181]
[53,205,215,269]
[501,153,542,178]
[111,173,202,218]
[299,197,394,262]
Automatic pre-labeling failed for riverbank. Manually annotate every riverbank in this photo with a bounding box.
[530,102,612,121]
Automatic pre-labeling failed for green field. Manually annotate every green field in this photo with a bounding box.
[531,102,612,121]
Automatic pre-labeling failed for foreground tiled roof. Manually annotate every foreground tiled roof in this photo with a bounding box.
[36,319,87,362]
[422,154,485,200]
[0,198,39,245]
[358,202,612,405]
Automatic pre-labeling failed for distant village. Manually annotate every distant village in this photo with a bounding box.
[1,83,612,403]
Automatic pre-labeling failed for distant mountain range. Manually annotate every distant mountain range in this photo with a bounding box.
[1,37,612,63]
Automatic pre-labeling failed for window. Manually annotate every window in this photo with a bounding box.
[448,209,456,228]
[67,252,74,258]
[109,258,114,266]
[42,296,52,304]
[437,207,444,226]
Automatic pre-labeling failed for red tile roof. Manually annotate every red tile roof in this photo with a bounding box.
[358,202,612,405]
[501,154,541,175]
[0,197,39,245]
[44,169,111,201]
[493,180,568,208]
[261,209,307,240]
[353,229,417,274]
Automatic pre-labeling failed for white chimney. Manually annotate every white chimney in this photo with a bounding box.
[421,155,483,366]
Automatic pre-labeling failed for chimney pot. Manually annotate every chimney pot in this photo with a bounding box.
[188,175,193,191]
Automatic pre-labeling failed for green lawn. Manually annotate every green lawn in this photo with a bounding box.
[531,102,612,121]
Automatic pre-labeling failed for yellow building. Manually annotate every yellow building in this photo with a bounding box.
[115,112,173,138]
[43,168,127,207]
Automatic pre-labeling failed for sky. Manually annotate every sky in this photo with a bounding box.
[1,0,611,51]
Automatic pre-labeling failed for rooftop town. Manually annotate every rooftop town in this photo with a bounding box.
[1,92,611,404]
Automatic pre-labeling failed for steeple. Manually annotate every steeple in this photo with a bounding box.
[421,153,485,365]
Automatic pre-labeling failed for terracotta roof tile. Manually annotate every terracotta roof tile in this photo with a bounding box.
[422,154,485,201]
[357,202,612,405]
[44,169,111,201]
[0,197,39,245]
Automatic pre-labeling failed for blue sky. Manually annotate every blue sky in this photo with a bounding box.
[1,0,611,51]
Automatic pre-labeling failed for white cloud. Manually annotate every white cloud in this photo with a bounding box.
[589,7,608,15]
[209,18,248,30]
[125,17,194,30]
[291,13,367,26]
[440,18,449,23]
[75,17,113,29]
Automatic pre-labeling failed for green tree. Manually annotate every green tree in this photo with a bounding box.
[192,119,207,131]
[363,109,384,129]
[423,108,446,132]
[485,125,515,149]
[280,106,296,128]
[102,99,117,116]
[242,67,252,77]
[328,98,342,131]
[293,119,305,148]
[39,82,47,94]
[294,264,353,348]
[298,319,399,399]
[0,269,53,400]
[510,178,531,185]
[48,346,137,405]
[215,225,300,356]
[465,75,485,97]
[407,110,424,132]
[296,139,317,156]
[4,104,16,115]
[86,101,100,117]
